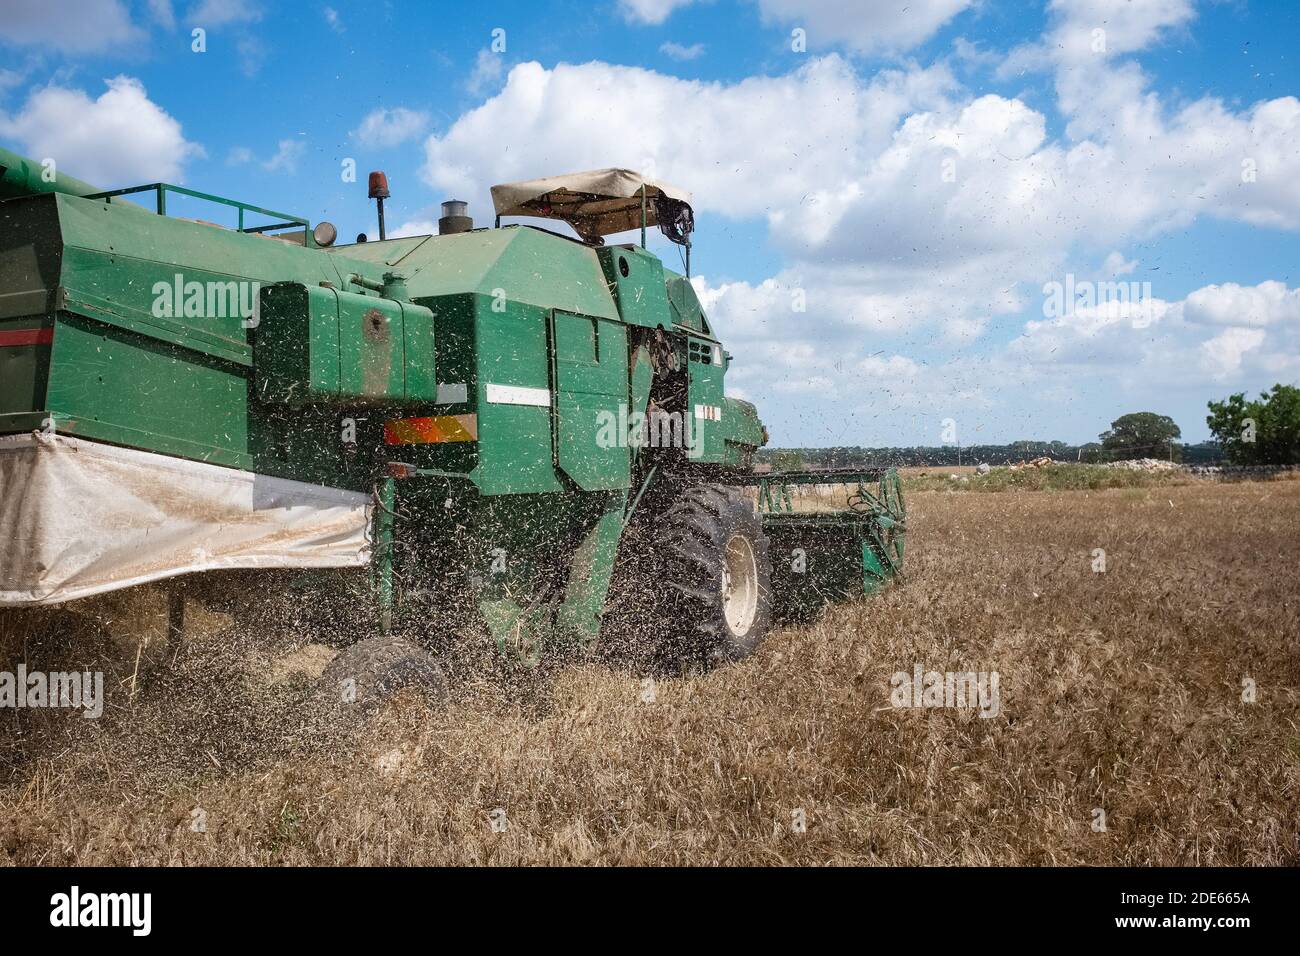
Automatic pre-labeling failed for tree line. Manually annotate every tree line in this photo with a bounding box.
[760,383,1299,468]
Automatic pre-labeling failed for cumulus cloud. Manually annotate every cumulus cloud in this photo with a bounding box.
[407,2,1300,443]
[465,49,506,97]
[617,0,698,25]
[421,55,956,221]
[412,43,1300,438]
[0,76,202,186]
[148,0,177,31]
[617,0,975,54]
[352,107,429,148]
[1011,279,1300,387]
[756,0,975,55]
[1102,251,1137,276]
[261,138,304,173]
[188,0,262,26]
[1200,327,1266,379]
[0,0,144,53]
[1184,281,1300,328]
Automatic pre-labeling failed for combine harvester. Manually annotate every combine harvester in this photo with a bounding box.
[0,147,905,693]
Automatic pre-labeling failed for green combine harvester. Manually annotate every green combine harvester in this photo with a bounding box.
[0,147,905,691]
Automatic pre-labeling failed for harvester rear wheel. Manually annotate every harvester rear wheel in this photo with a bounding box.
[315,635,447,718]
[652,484,773,668]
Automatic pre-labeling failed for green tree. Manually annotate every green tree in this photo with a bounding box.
[1099,412,1182,461]
[1207,384,1300,465]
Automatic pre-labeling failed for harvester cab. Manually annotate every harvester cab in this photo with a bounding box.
[0,147,905,685]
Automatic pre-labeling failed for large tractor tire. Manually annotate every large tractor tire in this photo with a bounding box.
[315,635,447,719]
[651,484,774,668]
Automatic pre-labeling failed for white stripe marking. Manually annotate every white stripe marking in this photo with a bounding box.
[486,383,551,407]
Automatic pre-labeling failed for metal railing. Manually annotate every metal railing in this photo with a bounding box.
[83,182,313,243]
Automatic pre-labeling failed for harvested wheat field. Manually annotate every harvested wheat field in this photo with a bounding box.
[2,477,1298,866]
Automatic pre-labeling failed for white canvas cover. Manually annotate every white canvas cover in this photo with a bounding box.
[490,168,692,239]
[0,432,372,606]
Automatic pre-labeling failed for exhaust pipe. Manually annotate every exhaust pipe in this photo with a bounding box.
[438,200,472,235]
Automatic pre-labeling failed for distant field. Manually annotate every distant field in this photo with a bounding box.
[2,478,1298,865]
[898,464,981,477]
[901,462,1201,493]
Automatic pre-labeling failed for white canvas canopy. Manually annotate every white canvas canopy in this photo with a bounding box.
[0,432,371,606]
[490,168,692,241]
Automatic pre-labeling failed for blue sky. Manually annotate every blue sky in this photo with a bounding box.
[2,0,1299,447]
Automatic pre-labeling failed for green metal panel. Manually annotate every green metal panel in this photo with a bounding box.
[340,226,620,322]
[551,310,630,491]
[0,192,397,482]
[471,299,563,495]
[400,301,436,402]
[386,292,478,476]
[0,318,51,416]
[256,283,341,404]
[0,146,99,201]
[665,269,710,334]
[44,311,250,467]
[0,196,62,321]
[686,333,726,462]
[597,245,669,328]
[721,396,765,467]
[554,491,631,648]
[337,291,404,401]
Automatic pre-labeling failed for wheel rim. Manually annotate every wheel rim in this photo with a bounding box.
[721,533,759,637]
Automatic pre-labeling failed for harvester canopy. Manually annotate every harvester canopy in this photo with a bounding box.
[490,168,693,243]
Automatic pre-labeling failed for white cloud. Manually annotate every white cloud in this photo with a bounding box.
[226,145,253,164]
[148,0,177,31]
[1102,251,1137,276]
[617,0,975,53]
[0,0,143,53]
[660,41,706,61]
[617,0,697,25]
[410,12,1300,444]
[0,69,25,96]
[417,49,1300,359]
[352,107,429,148]
[1045,0,1194,65]
[323,6,343,33]
[390,219,439,239]
[188,0,262,26]
[465,49,506,97]
[756,0,975,55]
[1010,279,1300,387]
[0,76,202,187]
[1200,327,1267,379]
[261,138,305,174]
[422,56,956,222]
[236,35,266,77]
[1184,281,1300,328]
